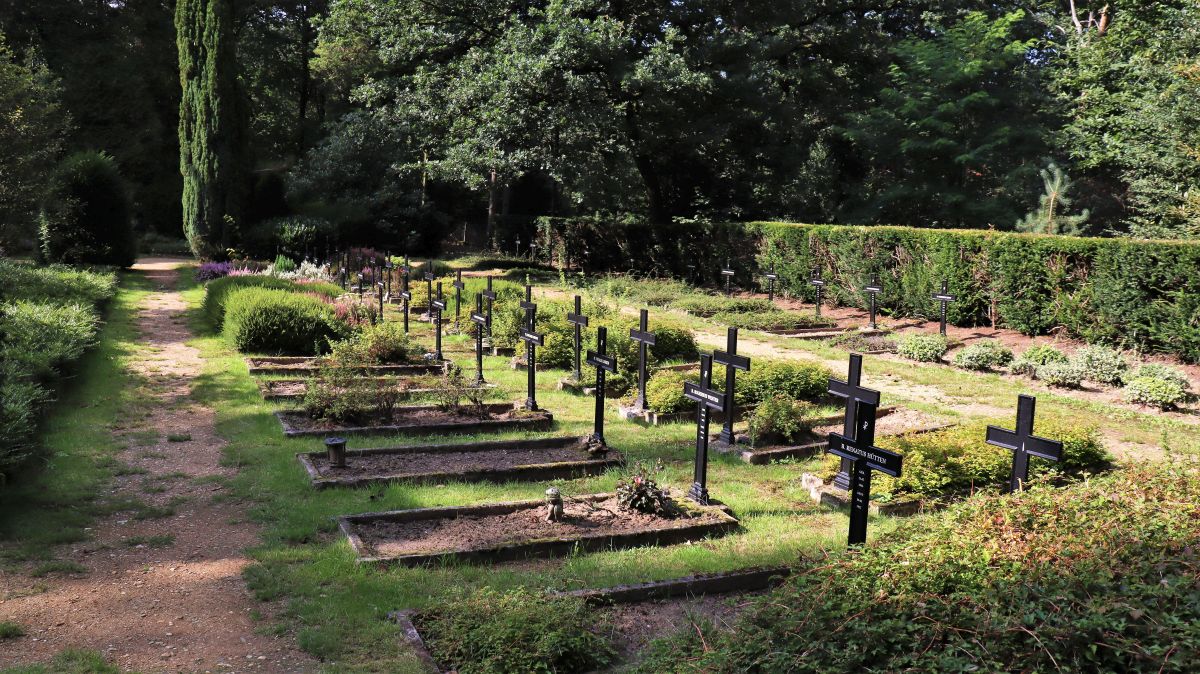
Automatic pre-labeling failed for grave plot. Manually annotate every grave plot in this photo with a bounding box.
[275,402,553,438]
[245,356,448,377]
[337,493,738,566]
[730,407,947,464]
[297,435,623,489]
[256,376,496,402]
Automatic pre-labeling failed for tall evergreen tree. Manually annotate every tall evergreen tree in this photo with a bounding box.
[176,0,247,258]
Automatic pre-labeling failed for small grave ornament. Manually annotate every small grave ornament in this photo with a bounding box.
[470,293,488,385]
[864,275,883,330]
[714,328,751,446]
[829,354,882,491]
[931,280,956,336]
[431,282,447,361]
[628,309,657,413]
[544,487,564,523]
[986,394,1063,492]
[684,354,726,505]
[519,285,545,411]
[325,436,348,468]
[810,269,826,318]
[721,258,736,297]
[566,295,589,382]
[585,326,618,450]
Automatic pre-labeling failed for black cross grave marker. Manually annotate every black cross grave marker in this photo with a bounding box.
[356,272,364,299]
[932,280,956,336]
[829,354,882,492]
[452,270,465,330]
[470,293,488,385]
[684,354,725,505]
[377,280,385,320]
[986,394,1063,493]
[826,400,901,546]
[384,254,394,300]
[864,275,883,330]
[399,263,412,334]
[714,328,751,446]
[629,309,657,412]
[519,286,545,411]
[585,326,618,447]
[810,269,826,318]
[721,259,736,297]
[481,276,497,344]
[764,264,778,303]
[423,260,436,323]
[431,282,447,361]
[566,295,589,382]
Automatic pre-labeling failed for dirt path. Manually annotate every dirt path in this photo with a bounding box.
[0,260,315,673]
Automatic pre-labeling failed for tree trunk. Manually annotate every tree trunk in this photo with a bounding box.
[486,169,498,249]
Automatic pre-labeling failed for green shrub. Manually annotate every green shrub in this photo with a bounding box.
[952,340,1013,371]
[1035,361,1085,388]
[535,318,578,370]
[709,310,830,331]
[1070,345,1128,385]
[747,396,814,447]
[1129,364,1190,389]
[222,288,347,355]
[737,360,830,405]
[644,369,693,414]
[0,301,99,380]
[896,333,949,362]
[328,322,417,366]
[1122,366,1192,409]
[0,379,49,480]
[38,151,136,267]
[1010,344,1068,376]
[421,588,614,674]
[648,322,697,362]
[202,275,341,327]
[0,259,117,306]
[272,254,297,274]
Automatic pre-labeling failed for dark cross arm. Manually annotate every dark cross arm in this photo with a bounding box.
[567,312,589,327]
[684,382,726,412]
[985,426,1063,462]
[714,350,750,371]
[520,329,545,346]
[630,328,656,345]
[828,379,881,406]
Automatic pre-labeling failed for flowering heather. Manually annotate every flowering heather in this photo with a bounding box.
[196,262,232,281]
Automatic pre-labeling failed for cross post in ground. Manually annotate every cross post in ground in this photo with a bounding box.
[586,326,618,447]
[826,400,901,546]
[986,395,1063,492]
[470,293,488,385]
[452,270,465,330]
[684,354,726,505]
[721,259,736,297]
[714,328,751,446]
[566,295,589,382]
[764,264,778,303]
[932,280,956,336]
[423,260,436,323]
[864,275,883,330]
[519,285,544,411]
[810,269,826,318]
[431,282,447,361]
[629,309,657,412]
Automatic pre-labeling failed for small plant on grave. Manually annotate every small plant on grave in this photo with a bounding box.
[1035,361,1085,389]
[1010,344,1068,377]
[300,369,373,422]
[331,298,376,330]
[736,359,831,405]
[747,395,815,447]
[896,333,949,362]
[272,254,298,274]
[359,321,415,363]
[615,460,678,518]
[643,369,693,413]
[1122,364,1193,410]
[432,365,467,414]
[1071,345,1128,386]
[461,379,491,420]
[952,340,1013,371]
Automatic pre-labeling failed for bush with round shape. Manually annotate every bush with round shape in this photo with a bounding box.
[328,322,417,365]
[643,368,693,414]
[1122,365,1192,410]
[1010,344,1068,376]
[38,151,136,267]
[648,322,697,362]
[221,287,348,355]
[896,333,949,362]
[202,275,341,327]
[1070,345,1128,385]
[952,340,1013,371]
[737,360,830,405]
[1129,364,1190,389]
[748,396,815,447]
[535,318,578,370]
[1035,361,1085,389]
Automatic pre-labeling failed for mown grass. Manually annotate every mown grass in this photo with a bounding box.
[0,649,124,674]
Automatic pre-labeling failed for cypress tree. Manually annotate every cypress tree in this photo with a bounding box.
[175,0,246,259]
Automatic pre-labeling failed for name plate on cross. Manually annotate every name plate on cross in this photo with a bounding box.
[586,352,616,372]
[520,329,545,346]
[826,433,902,476]
[470,312,487,325]
[683,382,725,410]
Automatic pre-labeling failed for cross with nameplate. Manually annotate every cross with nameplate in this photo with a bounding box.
[764,264,778,303]
[339,251,348,289]
[629,309,656,412]
[431,282,447,361]
[721,258,736,297]
[452,270,465,330]
[714,328,751,446]
[519,285,545,411]
[829,353,882,492]
[826,399,901,546]
[932,280,956,336]
[423,260,436,323]
[684,354,725,505]
[585,326,618,447]
[864,275,883,330]
[986,395,1063,493]
[810,269,826,318]
[566,295,589,382]
[470,293,488,385]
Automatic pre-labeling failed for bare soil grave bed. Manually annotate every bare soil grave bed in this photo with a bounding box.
[275,402,553,438]
[258,378,494,402]
[245,356,449,377]
[298,435,623,488]
[338,493,739,566]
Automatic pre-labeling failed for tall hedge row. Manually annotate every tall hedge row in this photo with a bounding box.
[535,218,1200,362]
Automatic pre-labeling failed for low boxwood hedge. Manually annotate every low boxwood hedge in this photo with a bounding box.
[221,287,348,355]
[202,275,341,327]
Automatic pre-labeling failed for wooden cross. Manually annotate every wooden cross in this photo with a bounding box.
[714,328,751,446]
[826,400,902,546]
[864,275,883,330]
[452,270,465,329]
[764,264,778,303]
[585,326,618,447]
[628,309,657,412]
[828,354,882,491]
[423,260,436,323]
[684,354,726,505]
[519,287,545,411]
[810,269,826,318]
[470,293,488,385]
[986,395,1063,492]
[932,280,956,336]
[721,258,736,297]
[431,282,447,361]
[566,295,589,382]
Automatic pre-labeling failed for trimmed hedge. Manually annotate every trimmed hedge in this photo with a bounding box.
[535,219,1200,362]
[202,275,341,327]
[221,288,348,355]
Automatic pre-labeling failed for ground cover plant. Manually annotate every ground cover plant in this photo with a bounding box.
[1009,344,1068,376]
[896,333,949,362]
[633,463,1200,673]
[201,274,341,326]
[952,340,1012,371]
[1122,364,1194,410]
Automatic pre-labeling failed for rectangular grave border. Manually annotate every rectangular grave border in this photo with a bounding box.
[729,406,899,463]
[620,403,756,427]
[245,357,449,377]
[337,493,739,567]
[297,435,623,489]
[767,326,887,339]
[275,403,553,438]
[258,379,497,402]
